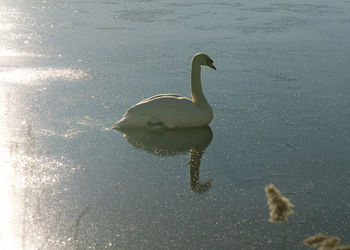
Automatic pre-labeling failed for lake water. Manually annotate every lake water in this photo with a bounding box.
[1,0,350,249]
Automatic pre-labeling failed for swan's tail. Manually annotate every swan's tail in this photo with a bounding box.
[112,117,126,130]
[112,114,150,129]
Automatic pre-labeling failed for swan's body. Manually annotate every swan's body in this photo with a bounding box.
[112,53,216,129]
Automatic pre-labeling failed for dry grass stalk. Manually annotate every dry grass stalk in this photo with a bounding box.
[321,237,340,250]
[304,234,350,250]
[264,184,294,223]
[304,234,330,247]
[334,246,350,250]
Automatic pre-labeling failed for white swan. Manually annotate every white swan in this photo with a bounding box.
[112,53,216,129]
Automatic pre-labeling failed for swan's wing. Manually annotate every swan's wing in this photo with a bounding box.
[126,96,199,117]
[127,96,209,127]
[118,96,210,128]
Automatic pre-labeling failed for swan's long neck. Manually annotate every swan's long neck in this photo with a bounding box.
[191,61,207,105]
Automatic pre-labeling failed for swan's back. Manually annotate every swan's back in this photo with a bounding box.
[143,94,183,101]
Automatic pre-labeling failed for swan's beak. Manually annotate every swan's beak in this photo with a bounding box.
[208,62,216,70]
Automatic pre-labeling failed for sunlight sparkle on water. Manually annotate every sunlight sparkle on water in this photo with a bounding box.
[0,90,73,249]
[0,67,90,84]
[0,91,21,250]
[0,48,43,58]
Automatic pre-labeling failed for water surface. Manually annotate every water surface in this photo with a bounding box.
[1,0,350,249]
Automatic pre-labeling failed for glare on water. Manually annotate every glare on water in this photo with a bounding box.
[0,67,89,84]
[0,91,20,250]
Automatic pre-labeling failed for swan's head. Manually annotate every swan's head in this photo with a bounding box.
[193,53,216,70]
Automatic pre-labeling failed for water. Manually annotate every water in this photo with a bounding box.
[1,0,350,249]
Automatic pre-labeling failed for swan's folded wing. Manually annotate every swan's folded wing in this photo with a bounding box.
[125,96,207,127]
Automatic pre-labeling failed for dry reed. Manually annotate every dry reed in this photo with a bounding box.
[304,234,350,250]
[264,184,294,223]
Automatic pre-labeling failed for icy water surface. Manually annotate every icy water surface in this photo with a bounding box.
[1,0,350,249]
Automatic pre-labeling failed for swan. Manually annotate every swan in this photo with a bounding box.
[112,53,216,129]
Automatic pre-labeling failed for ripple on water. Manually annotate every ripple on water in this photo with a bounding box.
[241,3,343,16]
[112,9,173,23]
[271,3,343,16]
[238,16,308,34]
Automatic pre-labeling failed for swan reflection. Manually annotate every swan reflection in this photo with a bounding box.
[117,126,213,193]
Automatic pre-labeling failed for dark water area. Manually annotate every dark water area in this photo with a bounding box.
[1,0,350,249]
